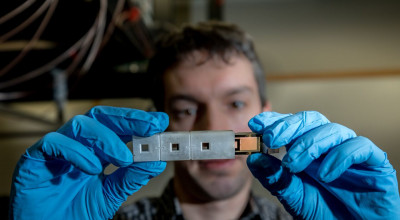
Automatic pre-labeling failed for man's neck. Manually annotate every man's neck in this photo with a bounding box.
[174,180,252,220]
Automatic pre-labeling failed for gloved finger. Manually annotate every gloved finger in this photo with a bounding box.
[317,136,389,183]
[26,132,102,175]
[102,161,167,207]
[248,112,292,133]
[85,106,169,140]
[282,123,356,173]
[250,111,330,149]
[247,153,292,193]
[57,115,133,167]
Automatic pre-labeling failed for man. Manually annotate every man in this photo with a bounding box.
[9,21,400,220]
[115,21,288,220]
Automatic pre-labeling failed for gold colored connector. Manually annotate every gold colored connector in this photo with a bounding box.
[234,132,279,155]
[234,132,261,155]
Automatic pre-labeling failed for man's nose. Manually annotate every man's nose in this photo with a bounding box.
[193,107,231,131]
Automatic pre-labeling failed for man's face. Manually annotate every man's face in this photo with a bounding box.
[163,51,268,201]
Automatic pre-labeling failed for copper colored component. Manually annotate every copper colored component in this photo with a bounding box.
[235,132,279,155]
[234,132,261,155]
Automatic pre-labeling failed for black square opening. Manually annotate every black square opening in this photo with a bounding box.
[141,144,149,152]
[202,142,210,150]
[171,143,179,151]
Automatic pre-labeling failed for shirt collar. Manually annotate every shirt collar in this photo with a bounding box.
[160,179,261,219]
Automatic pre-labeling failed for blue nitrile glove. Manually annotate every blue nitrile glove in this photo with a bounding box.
[247,111,400,220]
[9,106,169,220]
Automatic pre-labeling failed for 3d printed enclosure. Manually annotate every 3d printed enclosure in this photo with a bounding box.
[132,131,277,162]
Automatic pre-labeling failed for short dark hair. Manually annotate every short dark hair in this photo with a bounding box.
[148,21,267,111]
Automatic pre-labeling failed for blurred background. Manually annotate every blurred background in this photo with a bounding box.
[1,0,400,216]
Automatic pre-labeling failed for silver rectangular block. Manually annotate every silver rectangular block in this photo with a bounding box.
[190,130,235,160]
[160,131,191,161]
[132,130,236,161]
[132,134,161,162]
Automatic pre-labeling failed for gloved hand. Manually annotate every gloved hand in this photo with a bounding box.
[247,111,400,220]
[9,106,169,220]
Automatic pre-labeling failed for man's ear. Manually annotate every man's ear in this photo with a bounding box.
[262,100,271,112]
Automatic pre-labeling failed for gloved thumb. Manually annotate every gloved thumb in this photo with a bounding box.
[247,153,292,194]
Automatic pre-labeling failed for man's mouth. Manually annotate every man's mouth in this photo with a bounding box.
[198,159,236,170]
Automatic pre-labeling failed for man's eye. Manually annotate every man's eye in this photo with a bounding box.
[231,101,245,109]
[173,108,197,118]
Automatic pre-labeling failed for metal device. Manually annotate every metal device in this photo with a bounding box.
[132,131,278,162]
